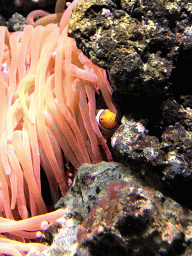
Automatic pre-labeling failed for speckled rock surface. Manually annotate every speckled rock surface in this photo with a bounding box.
[41,162,192,256]
[76,180,192,256]
[55,161,133,220]
[68,0,192,98]
[7,12,26,31]
[111,116,192,209]
[111,117,163,164]
[41,162,134,256]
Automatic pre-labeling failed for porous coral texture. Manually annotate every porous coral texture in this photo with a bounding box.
[77,180,192,256]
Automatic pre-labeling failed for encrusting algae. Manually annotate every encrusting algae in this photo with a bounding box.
[0,0,117,254]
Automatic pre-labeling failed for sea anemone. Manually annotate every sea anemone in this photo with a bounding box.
[0,0,116,254]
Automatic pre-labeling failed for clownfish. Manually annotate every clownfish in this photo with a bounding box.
[96,109,118,140]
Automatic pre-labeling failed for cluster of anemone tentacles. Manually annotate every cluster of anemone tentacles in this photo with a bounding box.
[0,0,117,255]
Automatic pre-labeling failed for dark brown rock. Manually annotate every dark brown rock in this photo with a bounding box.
[68,0,192,98]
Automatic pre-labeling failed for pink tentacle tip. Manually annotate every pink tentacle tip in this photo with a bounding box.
[26,10,50,26]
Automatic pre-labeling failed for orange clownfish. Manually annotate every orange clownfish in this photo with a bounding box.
[96,109,118,140]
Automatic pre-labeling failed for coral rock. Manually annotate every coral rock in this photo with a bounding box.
[76,180,192,256]
[68,0,192,98]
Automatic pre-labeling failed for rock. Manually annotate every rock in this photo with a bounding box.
[77,179,192,256]
[55,161,133,219]
[111,116,192,209]
[111,117,164,165]
[42,162,134,256]
[41,162,192,256]
[68,0,192,99]
[7,12,26,31]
